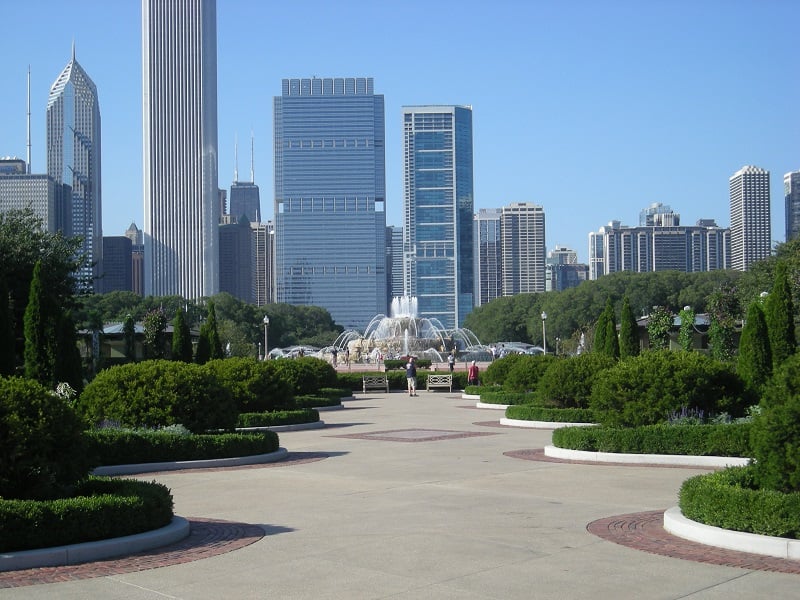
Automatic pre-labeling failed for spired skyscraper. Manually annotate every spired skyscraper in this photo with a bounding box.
[729,165,770,271]
[47,45,102,293]
[142,0,219,299]
[274,77,387,330]
[402,105,474,329]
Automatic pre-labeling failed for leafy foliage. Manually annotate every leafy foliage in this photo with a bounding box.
[589,351,750,427]
[201,357,294,412]
[737,302,771,392]
[267,357,338,396]
[707,284,740,362]
[502,354,559,393]
[764,261,796,369]
[142,308,167,359]
[0,377,90,500]
[536,353,616,408]
[618,296,639,358]
[646,305,673,351]
[0,277,14,376]
[481,354,527,386]
[750,354,800,493]
[677,306,695,352]
[171,308,192,362]
[123,313,136,360]
[78,360,237,433]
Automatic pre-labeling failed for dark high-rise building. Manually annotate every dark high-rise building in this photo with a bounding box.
[785,170,800,242]
[102,236,133,293]
[219,215,252,302]
[125,222,145,296]
[230,134,261,223]
[474,208,502,306]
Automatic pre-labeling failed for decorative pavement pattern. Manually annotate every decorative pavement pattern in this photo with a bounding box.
[0,518,266,589]
[329,428,500,442]
[588,511,800,575]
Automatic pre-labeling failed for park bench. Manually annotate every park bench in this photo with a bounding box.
[426,374,452,392]
[362,375,389,393]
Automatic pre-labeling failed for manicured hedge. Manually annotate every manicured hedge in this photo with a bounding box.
[201,357,294,412]
[268,357,338,395]
[237,409,320,428]
[479,391,540,406]
[320,387,351,399]
[551,423,752,457]
[482,354,527,386]
[464,385,485,395]
[0,477,173,552]
[84,429,279,466]
[503,354,559,393]
[336,370,466,391]
[384,359,432,370]
[679,465,800,539]
[294,395,341,408]
[505,405,595,423]
[536,353,616,408]
[78,360,237,433]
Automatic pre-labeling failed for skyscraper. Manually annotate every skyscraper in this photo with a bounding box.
[473,208,502,306]
[501,203,546,295]
[274,77,387,329]
[251,220,273,306]
[218,215,252,302]
[729,165,771,271]
[47,45,102,292]
[229,135,261,223]
[142,0,219,299]
[386,225,404,307]
[785,170,800,242]
[125,222,145,296]
[402,105,474,329]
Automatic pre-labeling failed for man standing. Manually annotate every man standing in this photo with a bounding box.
[447,351,455,373]
[406,357,417,396]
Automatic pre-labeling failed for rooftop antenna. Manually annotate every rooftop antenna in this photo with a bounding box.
[26,65,31,173]
[250,130,255,184]
[233,133,238,182]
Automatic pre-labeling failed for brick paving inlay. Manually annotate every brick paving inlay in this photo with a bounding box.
[588,510,800,575]
[330,429,500,442]
[0,518,267,589]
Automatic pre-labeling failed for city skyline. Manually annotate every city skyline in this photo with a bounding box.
[0,0,797,264]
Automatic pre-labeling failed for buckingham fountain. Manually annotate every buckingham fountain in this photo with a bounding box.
[330,296,490,363]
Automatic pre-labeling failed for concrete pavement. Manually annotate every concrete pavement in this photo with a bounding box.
[1,390,798,598]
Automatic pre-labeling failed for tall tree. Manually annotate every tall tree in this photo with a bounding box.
[593,298,612,354]
[603,313,619,359]
[172,308,193,362]
[707,284,740,362]
[0,276,14,376]
[23,261,54,386]
[737,301,772,393]
[618,296,639,358]
[53,311,83,392]
[677,306,696,352]
[142,308,167,359]
[123,313,136,361]
[204,301,224,360]
[646,305,673,351]
[764,261,796,369]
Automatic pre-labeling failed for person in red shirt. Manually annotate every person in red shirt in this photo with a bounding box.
[467,360,479,386]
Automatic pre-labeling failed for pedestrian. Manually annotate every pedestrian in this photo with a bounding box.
[344,347,350,367]
[490,345,497,361]
[331,348,338,366]
[406,356,417,396]
[447,351,455,373]
[467,360,480,386]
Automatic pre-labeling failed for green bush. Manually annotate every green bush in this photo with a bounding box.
[294,395,340,408]
[336,371,407,391]
[384,358,432,370]
[551,423,752,456]
[84,429,279,465]
[237,409,320,428]
[464,385,485,395]
[268,357,337,395]
[78,360,237,433]
[202,357,294,412]
[536,353,616,408]
[679,466,800,539]
[0,377,91,500]
[505,405,595,423]
[479,390,540,405]
[482,354,527,386]
[751,354,800,493]
[0,476,173,552]
[503,354,559,393]
[320,387,351,399]
[589,351,750,427]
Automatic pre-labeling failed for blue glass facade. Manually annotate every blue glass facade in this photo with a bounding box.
[403,106,474,329]
[274,77,387,330]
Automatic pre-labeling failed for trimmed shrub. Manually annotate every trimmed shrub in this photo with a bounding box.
[320,387,351,399]
[268,357,337,396]
[464,385,485,395]
[0,477,173,552]
[505,405,595,423]
[0,377,91,500]
[679,466,800,539]
[84,429,279,465]
[482,354,527,386]
[536,353,615,408]
[237,409,320,428]
[750,354,800,493]
[294,395,340,408]
[384,358,432,370]
[589,351,750,427]
[551,423,752,457]
[502,354,559,393]
[202,357,294,412]
[78,360,237,433]
[479,391,540,405]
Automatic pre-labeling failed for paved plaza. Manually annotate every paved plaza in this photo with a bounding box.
[2,390,799,598]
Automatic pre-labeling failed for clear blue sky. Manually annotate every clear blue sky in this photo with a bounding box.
[1,0,797,263]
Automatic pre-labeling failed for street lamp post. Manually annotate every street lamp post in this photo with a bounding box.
[541,311,547,355]
[263,315,270,360]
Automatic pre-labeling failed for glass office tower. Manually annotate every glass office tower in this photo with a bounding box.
[402,105,474,329]
[142,0,219,299]
[47,46,102,293]
[274,77,387,330]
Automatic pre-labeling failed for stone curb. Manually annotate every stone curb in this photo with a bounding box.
[92,447,289,476]
[0,516,190,572]
[544,445,750,468]
[236,421,325,433]
[501,418,596,429]
[461,393,481,401]
[475,401,507,410]
[314,405,344,412]
[663,506,800,559]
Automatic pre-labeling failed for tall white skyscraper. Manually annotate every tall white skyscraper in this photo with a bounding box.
[785,170,800,242]
[142,0,219,299]
[47,45,102,292]
[729,165,771,272]
[473,208,502,306]
[501,202,546,294]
